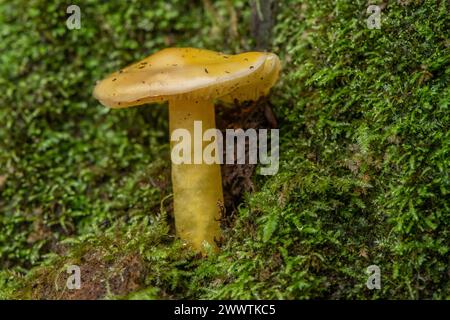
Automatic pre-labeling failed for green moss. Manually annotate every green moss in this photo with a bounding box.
[1,0,448,299]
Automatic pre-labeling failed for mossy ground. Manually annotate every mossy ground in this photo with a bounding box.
[0,0,449,299]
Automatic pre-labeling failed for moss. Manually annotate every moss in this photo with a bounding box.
[1,0,449,299]
[6,213,198,300]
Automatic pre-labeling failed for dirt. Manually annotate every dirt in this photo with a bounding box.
[216,98,278,224]
[30,250,145,300]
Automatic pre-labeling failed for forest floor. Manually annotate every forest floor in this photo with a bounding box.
[0,0,448,299]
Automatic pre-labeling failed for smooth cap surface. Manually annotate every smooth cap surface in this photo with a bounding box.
[93,48,281,108]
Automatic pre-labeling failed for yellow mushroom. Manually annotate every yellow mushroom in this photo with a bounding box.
[93,48,281,252]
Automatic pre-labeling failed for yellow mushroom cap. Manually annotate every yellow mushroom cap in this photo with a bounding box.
[93,48,281,108]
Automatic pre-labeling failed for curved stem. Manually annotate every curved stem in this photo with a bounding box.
[169,99,223,252]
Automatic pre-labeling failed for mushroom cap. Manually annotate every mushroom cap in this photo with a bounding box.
[93,48,281,108]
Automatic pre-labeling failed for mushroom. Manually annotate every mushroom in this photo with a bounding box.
[93,48,281,252]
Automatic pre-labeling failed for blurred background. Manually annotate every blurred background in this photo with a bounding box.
[0,0,448,299]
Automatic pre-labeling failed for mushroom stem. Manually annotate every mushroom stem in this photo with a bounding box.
[169,99,223,252]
